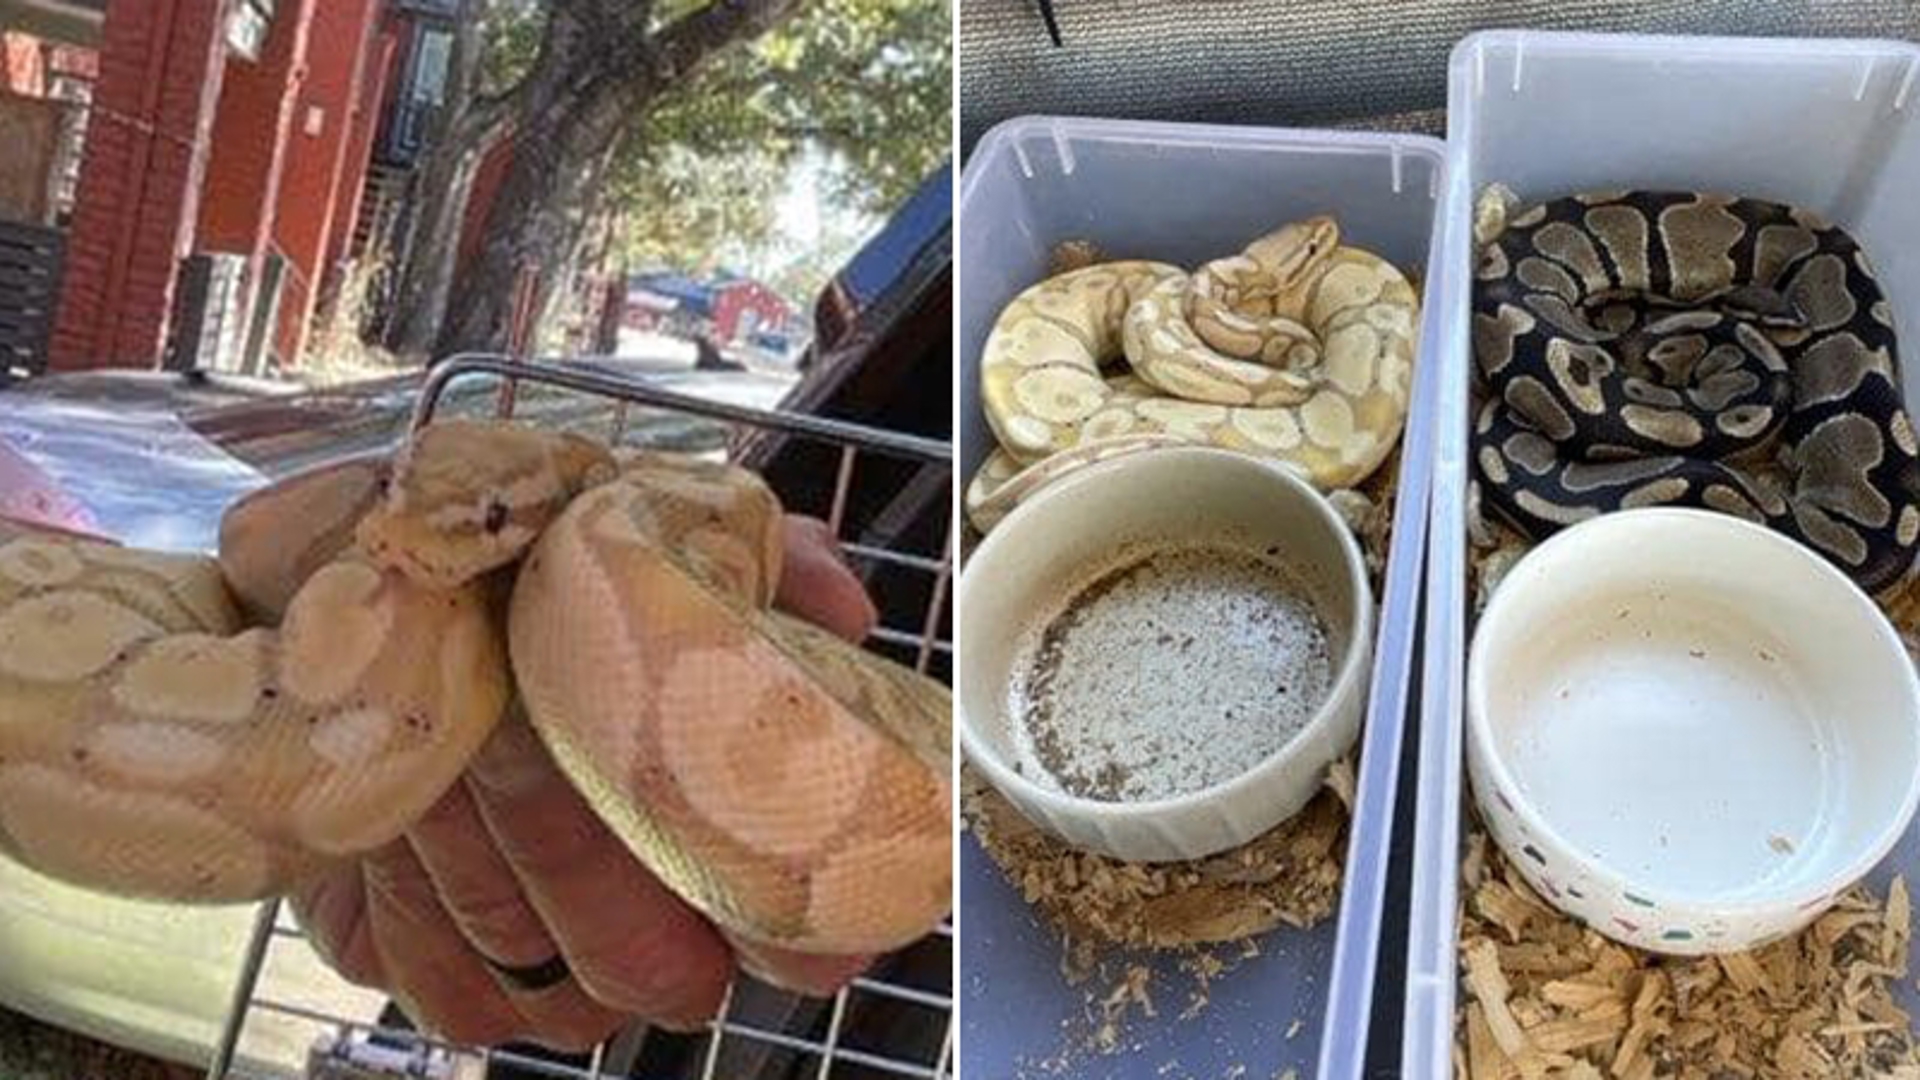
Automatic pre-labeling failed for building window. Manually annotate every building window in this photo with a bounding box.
[227,0,277,62]
[384,25,454,164]
[412,29,453,108]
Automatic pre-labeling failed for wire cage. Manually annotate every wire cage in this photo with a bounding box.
[203,355,954,1080]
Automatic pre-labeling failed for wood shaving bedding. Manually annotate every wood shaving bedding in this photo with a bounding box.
[963,759,1350,1071]
[964,630,1359,1073]
[961,763,1350,951]
[1462,488,1920,1078]
[1049,239,1108,275]
[1453,819,1920,1080]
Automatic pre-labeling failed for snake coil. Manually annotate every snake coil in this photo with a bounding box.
[968,217,1419,532]
[1472,189,1920,592]
[0,421,952,956]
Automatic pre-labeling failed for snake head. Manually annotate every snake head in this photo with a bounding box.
[356,420,616,588]
[1474,184,1525,247]
[1245,215,1341,288]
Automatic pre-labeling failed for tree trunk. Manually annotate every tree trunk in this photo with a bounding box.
[435,90,618,354]
[435,0,803,357]
[543,169,622,354]
[381,0,500,360]
[386,134,490,359]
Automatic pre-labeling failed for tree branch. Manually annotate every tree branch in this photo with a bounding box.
[441,0,537,148]
[560,0,801,133]
[456,86,519,145]
[614,0,658,36]
[650,0,805,84]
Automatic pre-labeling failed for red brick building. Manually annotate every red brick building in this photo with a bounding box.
[710,274,796,346]
[51,0,401,371]
[0,0,471,374]
[626,271,800,349]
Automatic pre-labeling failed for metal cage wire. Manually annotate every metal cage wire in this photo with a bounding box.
[203,355,954,1080]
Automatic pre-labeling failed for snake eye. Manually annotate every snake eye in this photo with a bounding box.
[483,500,509,534]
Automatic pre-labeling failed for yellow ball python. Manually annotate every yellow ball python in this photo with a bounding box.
[969,216,1418,532]
[0,420,952,955]
[1472,188,1920,593]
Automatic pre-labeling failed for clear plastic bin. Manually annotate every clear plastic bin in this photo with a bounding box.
[1405,30,1920,1079]
[957,115,1447,1079]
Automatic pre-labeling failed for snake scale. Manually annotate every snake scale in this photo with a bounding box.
[0,420,952,955]
[1472,189,1920,592]
[968,217,1419,532]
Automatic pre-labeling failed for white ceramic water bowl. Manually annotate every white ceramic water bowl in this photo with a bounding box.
[1467,507,1920,955]
[958,447,1373,862]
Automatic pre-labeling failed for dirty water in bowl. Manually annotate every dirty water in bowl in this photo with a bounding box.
[1493,588,1838,898]
[1005,540,1335,803]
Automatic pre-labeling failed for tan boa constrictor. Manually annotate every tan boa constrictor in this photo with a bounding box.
[968,217,1418,532]
[0,421,951,955]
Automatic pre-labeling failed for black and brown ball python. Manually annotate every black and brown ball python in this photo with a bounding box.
[1472,189,1920,593]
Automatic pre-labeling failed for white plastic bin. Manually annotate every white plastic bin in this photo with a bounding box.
[1405,30,1920,1079]
[957,116,1446,1079]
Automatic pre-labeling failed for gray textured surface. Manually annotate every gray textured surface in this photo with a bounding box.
[0,1008,191,1080]
[960,1,1920,151]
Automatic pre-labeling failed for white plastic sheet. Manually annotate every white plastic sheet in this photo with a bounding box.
[0,397,268,552]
